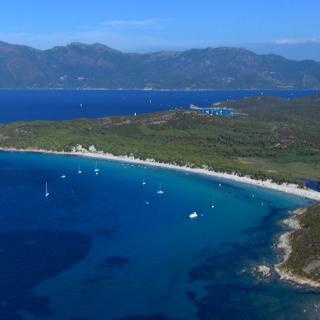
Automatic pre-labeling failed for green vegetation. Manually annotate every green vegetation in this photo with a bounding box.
[282,205,320,281]
[0,95,320,185]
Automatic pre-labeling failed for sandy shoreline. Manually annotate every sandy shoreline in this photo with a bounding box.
[1,146,320,201]
[1,146,320,288]
[274,209,320,288]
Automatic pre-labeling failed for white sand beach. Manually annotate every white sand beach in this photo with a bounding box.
[1,146,320,201]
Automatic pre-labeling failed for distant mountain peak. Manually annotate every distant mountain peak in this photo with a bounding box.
[0,40,320,89]
[67,42,120,53]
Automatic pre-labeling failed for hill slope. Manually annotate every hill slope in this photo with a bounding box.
[1,42,320,89]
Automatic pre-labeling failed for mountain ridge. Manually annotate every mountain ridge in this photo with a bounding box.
[1,41,320,89]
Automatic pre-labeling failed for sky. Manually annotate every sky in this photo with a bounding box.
[0,0,320,59]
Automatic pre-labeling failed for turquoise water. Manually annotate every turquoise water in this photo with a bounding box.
[0,151,319,320]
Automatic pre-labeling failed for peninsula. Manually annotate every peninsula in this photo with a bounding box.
[0,95,319,187]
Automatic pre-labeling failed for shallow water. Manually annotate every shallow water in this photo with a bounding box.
[0,151,319,320]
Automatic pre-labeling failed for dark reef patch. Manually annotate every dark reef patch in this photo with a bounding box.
[80,256,130,290]
[0,229,91,320]
[101,256,130,268]
[95,226,118,238]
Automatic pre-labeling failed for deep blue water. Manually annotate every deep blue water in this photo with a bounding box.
[0,89,319,123]
[305,180,320,192]
[0,151,319,320]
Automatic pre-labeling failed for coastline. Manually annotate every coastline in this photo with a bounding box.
[1,146,320,289]
[1,146,320,201]
[275,209,320,289]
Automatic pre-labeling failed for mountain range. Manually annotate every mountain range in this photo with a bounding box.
[1,41,320,89]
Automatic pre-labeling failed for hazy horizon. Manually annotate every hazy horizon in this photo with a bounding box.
[1,0,320,60]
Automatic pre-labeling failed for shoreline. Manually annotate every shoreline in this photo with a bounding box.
[1,147,320,201]
[274,209,320,289]
[1,146,320,288]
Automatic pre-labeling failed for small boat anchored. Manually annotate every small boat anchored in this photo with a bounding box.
[94,162,100,175]
[156,184,164,194]
[210,193,215,208]
[78,165,83,174]
[61,174,66,179]
[142,178,147,186]
[45,182,50,198]
[189,212,198,219]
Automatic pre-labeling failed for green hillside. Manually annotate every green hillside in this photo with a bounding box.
[0,96,319,185]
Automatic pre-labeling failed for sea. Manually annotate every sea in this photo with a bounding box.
[0,89,319,123]
[0,90,320,320]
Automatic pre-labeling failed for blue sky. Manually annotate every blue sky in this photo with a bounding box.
[1,0,320,58]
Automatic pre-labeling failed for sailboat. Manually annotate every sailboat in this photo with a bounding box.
[156,184,164,194]
[61,174,66,179]
[142,177,147,186]
[210,194,215,208]
[78,165,83,174]
[45,182,50,198]
[94,162,100,175]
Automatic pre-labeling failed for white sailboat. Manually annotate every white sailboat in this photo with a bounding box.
[61,174,66,179]
[211,194,215,208]
[78,165,83,174]
[156,184,164,194]
[142,177,147,186]
[189,211,198,219]
[94,162,100,175]
[45,182,50,198]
